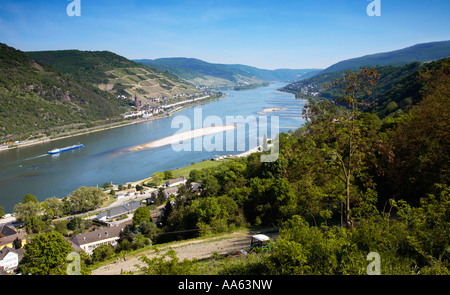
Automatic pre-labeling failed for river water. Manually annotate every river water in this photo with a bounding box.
[0,83,306,213]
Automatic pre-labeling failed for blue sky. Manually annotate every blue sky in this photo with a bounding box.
[0,0,449,69]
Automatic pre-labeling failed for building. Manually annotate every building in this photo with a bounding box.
[0,247,19,271]
[95,200,145,222]
[164,176,187,188]
[163,187,179,198]
[72,224,127,255]
[0,225,27,250]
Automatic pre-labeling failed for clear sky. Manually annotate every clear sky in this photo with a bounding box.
[1,0,449,69]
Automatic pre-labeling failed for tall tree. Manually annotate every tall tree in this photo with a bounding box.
[303,68,380,226]
[18,232,74,275]
[68,186,104,214]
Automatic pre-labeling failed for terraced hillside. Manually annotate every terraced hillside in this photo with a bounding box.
[28,50,199,106]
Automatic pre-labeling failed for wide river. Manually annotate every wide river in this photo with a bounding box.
[0,83,306,213]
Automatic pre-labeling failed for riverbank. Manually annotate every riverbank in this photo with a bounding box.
[0,142,262,221]
[0,93,227,153]
[130,124,236,151]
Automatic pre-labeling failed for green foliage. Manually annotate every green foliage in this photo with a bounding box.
[18,232,74,275]
[41,196,64,219]
[0,43,128,139]
[13,199,41,223]
[163,170,174,180]
[132,206,153,228]
[137,249,197,275]
[67,186,104,214]
[91,244,115,263]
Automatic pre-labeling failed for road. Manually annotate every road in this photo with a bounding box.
[91,229,278,275]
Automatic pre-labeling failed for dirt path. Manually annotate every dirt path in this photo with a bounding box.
[91,229,278,275]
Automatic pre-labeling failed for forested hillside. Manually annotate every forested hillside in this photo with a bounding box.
[0,43,128,140]
[281,58,450,118]
[28,50,198,103]
[147,65,449,274]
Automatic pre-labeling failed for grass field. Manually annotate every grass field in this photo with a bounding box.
[171,158,233,178]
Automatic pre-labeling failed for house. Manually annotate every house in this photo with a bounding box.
[72,224,127,255]
[164,176,187,188]
[0,225,27,250]
[163,187,179,198]
[191,181,202,194]
[115,192,126,200]
[0,247,19,271]
[95,200,145,222]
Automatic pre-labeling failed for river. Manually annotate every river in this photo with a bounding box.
[0,83,306,213]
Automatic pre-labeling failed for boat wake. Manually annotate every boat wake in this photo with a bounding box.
[24,154,48,161]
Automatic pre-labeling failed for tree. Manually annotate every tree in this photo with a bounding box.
[22,193,38,204]
[91,244,115,263]
[391,184,450,273]
[164,170,174,180]
[12,237,22,249]
[102,182,112,189]
[136,184,144,192]
[387,64,450,204]
[303,67,381,226]
[160,200,173,226]
[18,232,74,275]
[138,221,160,240]
[54,220,68,236]
[188,169,201,182]
[151,172,165,186]
[132,206,152,228]
[68,186,104,214]
[42,196,64,219]
[0,206,4,219]
[138,249,196,275]
[155,187,166,206]
[26,216,46,233]
[13,200,41,224]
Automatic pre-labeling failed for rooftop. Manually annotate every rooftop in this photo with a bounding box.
[72,224,127,246]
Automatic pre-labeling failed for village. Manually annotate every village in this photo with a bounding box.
[0,174,200,274]
[121,91,218,119]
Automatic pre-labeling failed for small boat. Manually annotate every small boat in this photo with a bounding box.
[48,144,84,154]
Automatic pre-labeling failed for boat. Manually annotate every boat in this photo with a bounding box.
[48,144,84,154]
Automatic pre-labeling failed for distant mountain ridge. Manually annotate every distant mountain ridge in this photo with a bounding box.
[322,40,450,73]
[135,57,321,87]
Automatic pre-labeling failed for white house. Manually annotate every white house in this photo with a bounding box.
[0,247,19,271]
[164,176,187,188]
[72,224,127,255]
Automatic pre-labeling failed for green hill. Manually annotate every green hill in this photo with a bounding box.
[135,57,320,87]
[0,43,128,140]
[281,57,450,118]
[322,40,450,73]
[27,50,199,104]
